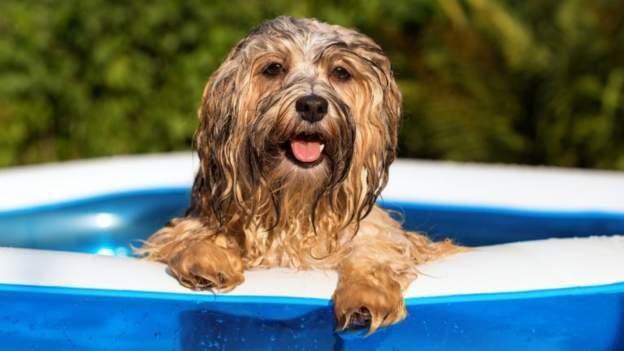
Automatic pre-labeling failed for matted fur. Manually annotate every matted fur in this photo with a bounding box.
[138,16,461,333]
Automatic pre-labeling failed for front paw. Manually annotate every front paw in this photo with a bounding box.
[168,241,244,293]
[333,277,406,334]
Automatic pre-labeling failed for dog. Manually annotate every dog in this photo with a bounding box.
[138,16,460,333]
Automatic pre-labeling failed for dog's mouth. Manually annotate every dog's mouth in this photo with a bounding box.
[285,133,326,165]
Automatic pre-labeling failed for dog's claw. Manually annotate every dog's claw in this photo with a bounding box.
[347,307,372,329]
[334,277,407,334]
[192,275,215,289]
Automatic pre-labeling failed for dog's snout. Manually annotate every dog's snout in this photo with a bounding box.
[295,95,328,123]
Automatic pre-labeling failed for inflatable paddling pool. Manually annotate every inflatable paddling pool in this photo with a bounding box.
[0,153,623,350]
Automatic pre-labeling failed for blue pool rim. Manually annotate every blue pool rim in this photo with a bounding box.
[1,280,623,306]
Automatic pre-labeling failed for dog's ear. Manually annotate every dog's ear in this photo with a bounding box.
[354,47,402,222]
[189,45,249,225]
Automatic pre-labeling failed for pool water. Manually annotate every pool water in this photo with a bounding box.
[1,188,623,255]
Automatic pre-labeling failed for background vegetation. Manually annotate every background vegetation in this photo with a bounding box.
[1,0,623,169]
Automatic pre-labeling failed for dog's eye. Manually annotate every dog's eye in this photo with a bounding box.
[263,63,285,77]
[332,66,352,81]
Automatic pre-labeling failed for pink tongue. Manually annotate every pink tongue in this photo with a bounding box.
[290,139,322,163]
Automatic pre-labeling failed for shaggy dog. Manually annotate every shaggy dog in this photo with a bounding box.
[139,16,459,333]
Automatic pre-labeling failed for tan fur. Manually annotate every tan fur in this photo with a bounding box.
[137,16,462,333]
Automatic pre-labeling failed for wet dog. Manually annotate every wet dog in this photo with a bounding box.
[139,16,459,333]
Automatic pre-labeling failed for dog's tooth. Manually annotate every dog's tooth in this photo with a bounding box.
[320,144,325,152]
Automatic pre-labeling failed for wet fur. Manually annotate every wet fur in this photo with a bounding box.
[138,16,461,333]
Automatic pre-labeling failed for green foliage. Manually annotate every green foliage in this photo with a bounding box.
[0,0,623,169]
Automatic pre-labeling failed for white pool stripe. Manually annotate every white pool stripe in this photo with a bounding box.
[0,153,197,212]
[384,161,624,212]
[1,236,623,299]
[1,153,624,213]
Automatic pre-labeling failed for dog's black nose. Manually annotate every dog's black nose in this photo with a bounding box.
[295,95,328,123]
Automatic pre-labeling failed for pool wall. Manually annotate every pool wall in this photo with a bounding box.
[1,153,623,350]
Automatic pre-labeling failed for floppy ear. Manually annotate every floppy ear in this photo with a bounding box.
[187,46,248,225]
[356,50,402,221]
[379,58,402,167]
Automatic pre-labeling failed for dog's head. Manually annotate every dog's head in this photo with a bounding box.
[192,16,401,232]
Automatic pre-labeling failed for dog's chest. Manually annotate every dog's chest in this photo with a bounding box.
[242,228,333,269]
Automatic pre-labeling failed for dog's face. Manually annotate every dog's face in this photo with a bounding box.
[193,17,401,232]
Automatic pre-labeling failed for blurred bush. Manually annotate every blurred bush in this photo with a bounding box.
[0,0,622,169]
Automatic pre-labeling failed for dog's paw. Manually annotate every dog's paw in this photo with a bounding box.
[333,277,406,334]
[168,241,244,292]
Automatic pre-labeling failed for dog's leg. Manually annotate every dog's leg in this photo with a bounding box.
[333,206,461,333]
[137,218,245,292]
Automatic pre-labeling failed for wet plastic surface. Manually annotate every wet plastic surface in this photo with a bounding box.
[0,283,622,350]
